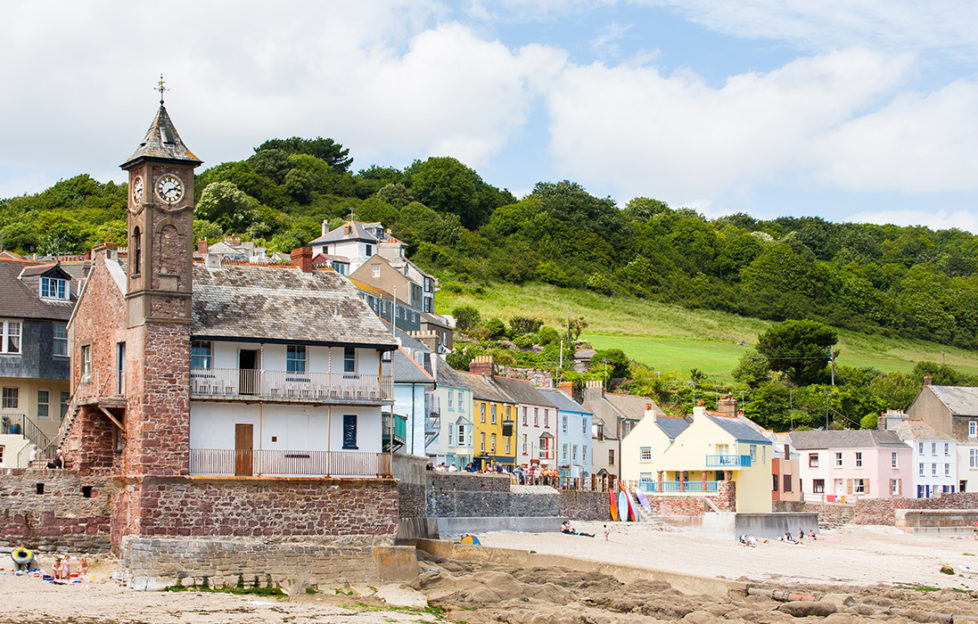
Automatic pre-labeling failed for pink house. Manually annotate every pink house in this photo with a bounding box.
[790,430,913,502]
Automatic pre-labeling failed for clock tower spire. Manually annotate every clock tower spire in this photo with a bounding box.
[121,90,202,327]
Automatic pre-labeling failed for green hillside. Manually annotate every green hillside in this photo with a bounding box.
[435,280,978,382]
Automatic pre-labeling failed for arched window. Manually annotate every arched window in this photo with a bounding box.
[132,226,141,275]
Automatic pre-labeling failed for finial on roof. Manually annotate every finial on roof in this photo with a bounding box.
[157,74,168,106]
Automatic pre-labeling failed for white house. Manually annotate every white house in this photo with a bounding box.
[892,419,958,497]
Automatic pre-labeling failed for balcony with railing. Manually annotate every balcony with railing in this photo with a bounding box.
[637,480,720,493]
[190,368,393,404]
[705,454,752,468]
[189,448,392,478]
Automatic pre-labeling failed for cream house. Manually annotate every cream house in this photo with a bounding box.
[622,402,773,512]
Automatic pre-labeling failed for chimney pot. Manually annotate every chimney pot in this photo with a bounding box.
[697,400,705,406]
[924,375,932,386]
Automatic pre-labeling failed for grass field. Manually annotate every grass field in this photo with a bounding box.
[435,281,978,381]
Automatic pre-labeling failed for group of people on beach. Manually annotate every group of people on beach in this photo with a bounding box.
[740,529,817,547]
[48,555,88,581]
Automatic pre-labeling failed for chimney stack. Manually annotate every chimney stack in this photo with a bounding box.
[692,401,706,421]
[291,247,313,273]
[322,219,329,236]
[583,379,604,403]
[469,355,494,376]
[718,395,737,418]
[197,239,208,254]
[923,375,932,386]
[558,381,574,398]
[645,402,657,423]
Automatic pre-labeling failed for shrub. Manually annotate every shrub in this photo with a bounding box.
[482,317,507,340]
[535,261,569,287]
[510,316,543,335]
[453,305,481,331]
[537,326,560,345]
[585,272,615,295]
[513,334,536,348]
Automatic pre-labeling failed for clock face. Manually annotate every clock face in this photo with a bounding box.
[131,176,144,205]
[156,174,184,204]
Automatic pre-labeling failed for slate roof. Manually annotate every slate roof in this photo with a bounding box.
[605,392,666,419]
[707,415,771,443]
[309,221,381,245]
[121,105,201,167]
[391,347,434,384]
[789,429,906,450]
[190,264,398,348]
[654,416,689,440]
[927,385,978,417]
[421,312,451,329]
[539,389,592,415]
[435,360,470,389]
[0,259,75,321]
[456,371,514,404]
[893,419,952,442]
[493,376,557,408]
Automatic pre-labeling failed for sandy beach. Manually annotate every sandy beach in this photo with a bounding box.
[2,524,977,623]
[479,521,978,590]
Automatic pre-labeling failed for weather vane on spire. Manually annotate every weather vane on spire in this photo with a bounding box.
[157,74,168,106]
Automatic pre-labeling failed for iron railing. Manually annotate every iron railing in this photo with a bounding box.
[705,454,752,468]
[190,368,393,402]
[637,480,720,493]
[189,448,392,477]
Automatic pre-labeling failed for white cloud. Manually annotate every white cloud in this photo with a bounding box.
[846,208,978,232]
[0,1,564,196]
[811,80,978,192]
[646,0,978,56]
[546,49,911,205]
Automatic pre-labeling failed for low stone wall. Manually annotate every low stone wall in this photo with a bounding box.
[560,490,610,520]
[125,476,398,544]
[854,492,978,525]
[803,502,855,528]
[118,537,417,590]
[0,469,116,552]
[425,473,610,522]
[393,455,427,520]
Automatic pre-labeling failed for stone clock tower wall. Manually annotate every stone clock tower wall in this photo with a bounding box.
[119,106,200,479]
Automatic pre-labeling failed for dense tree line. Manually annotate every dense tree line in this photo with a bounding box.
[4,136,978,348]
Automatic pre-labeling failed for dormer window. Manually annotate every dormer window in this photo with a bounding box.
[40,277,69,300]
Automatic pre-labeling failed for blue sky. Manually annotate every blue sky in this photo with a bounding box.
[3,1,978,230]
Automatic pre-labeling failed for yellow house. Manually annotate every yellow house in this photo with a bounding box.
[622,399,772,512]
[457,369,518,468]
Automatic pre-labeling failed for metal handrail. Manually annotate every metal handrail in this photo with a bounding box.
[189,448,392,477]
[190,368,393,401]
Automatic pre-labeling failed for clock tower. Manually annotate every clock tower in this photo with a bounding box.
[120,92,202,327]
[117,88,202,477]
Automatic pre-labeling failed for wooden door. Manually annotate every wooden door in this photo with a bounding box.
[235,423,253,476]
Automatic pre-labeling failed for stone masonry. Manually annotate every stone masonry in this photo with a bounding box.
[854,491,978,525]
[0,470,116,552]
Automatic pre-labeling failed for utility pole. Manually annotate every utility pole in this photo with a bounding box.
[942,349,946,366]
[830,350,835,386]
[789,390,795,430]
[559,340,564,371]
[824,390,830,430]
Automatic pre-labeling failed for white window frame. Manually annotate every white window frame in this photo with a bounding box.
[971,449,978,468]
[945,443,950,456]
[919,462,925,476]
[854,479,865,494]
[0,320,21,355]
[36,389,49,420]
[918,442,924,454]
[1,387,18,409]
[53,325,68,357]
[932,442,937,455]
[39,277,69,301]
[835,452,843,467]
[891,452,898,468]
[970,421,977,438]
[932,463,938,476]
[640,446,652,462]
[945,463,950,476]
[855,452,863,468]
[81,344,91,381]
